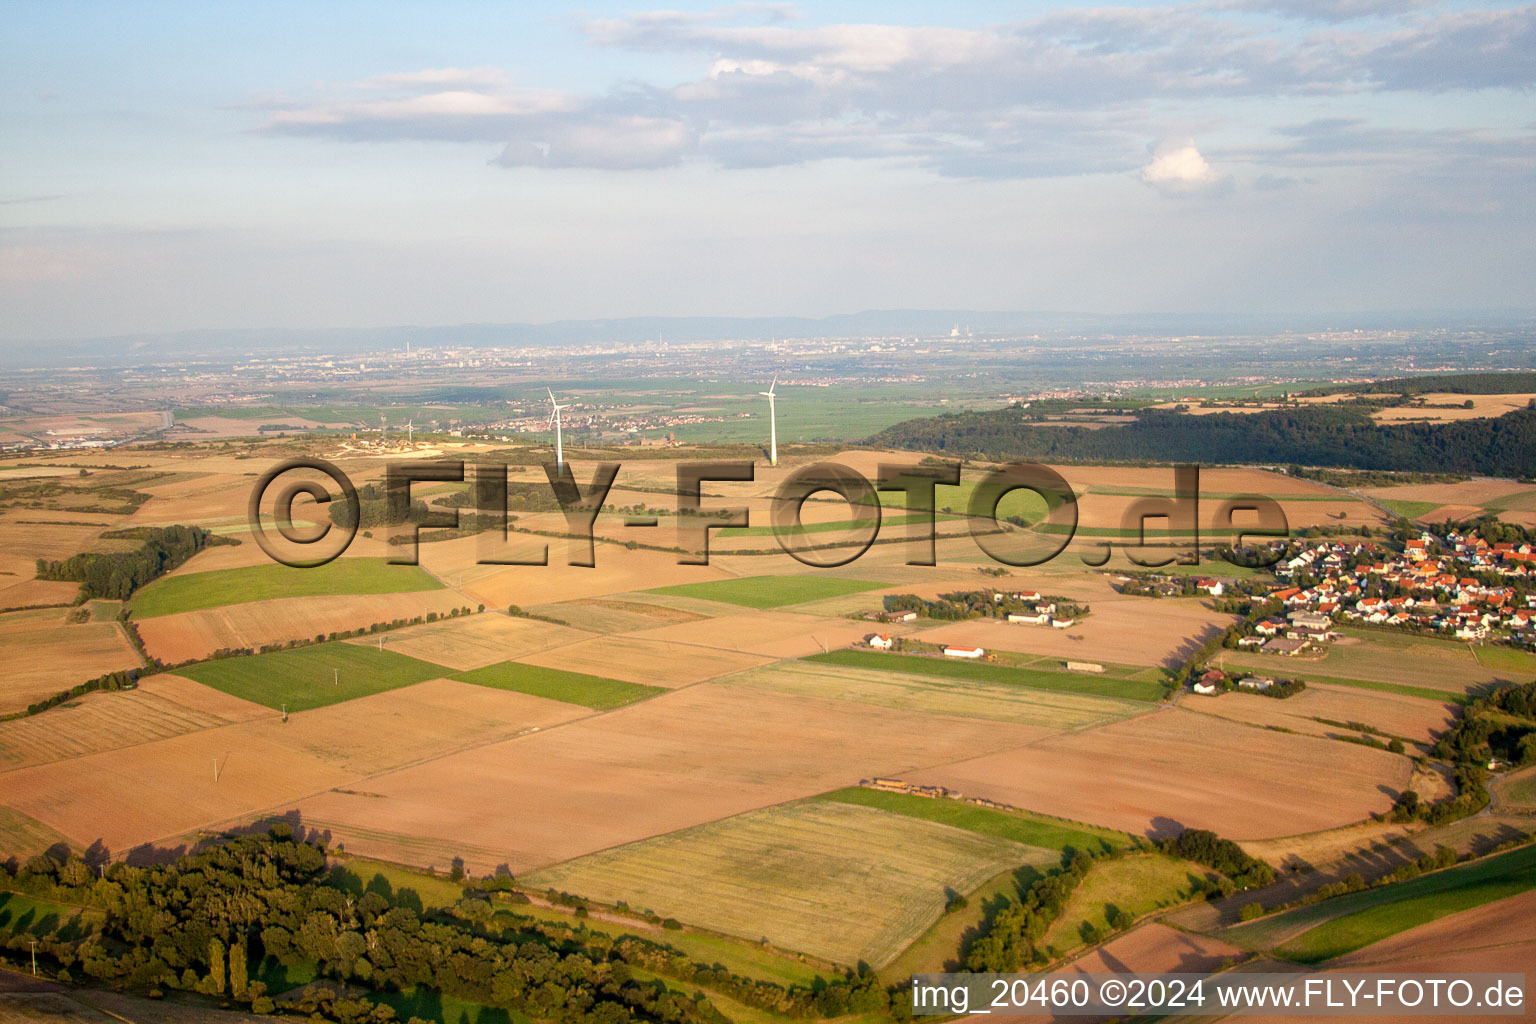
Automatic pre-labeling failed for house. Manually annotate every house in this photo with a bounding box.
[1237,635,1267,648]
[864,633,894,650]
[1007,611,1049,625]
[1195,578,1225,596]
[1192,681,1218,695]
[1197,668,1226,688]
[1237,676,1275,691]
[943,645,985,659]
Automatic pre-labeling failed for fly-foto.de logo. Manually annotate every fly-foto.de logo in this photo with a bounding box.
[247,458,1289,570]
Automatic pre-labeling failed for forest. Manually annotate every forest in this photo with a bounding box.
[869,405,1536,476]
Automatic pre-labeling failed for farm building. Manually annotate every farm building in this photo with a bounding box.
[881,610,918,623]
[942,645,985,659]
[1064,660,1105,673]
[1238,676,1275,691]
[1007,611,1049,625]
[1261,637,1307,656]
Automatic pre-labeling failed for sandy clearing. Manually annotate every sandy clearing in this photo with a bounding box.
[292,683,1052,875]
[343,612,594,670]
[134,590,471,664]
[908,708,1410,840]
[516,634,772,686]
[1182,683,1456,745]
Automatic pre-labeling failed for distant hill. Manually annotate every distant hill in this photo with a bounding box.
[868,404,1536,476]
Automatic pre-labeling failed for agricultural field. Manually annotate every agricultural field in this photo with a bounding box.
[515,634,772,686]
[1222,628,1534,698]
[0,615,142,713]
[803,649,1165,703]
[291,682,1051,875]
[1182,682,1457,746]
[814,787,1128,853]
[452,661,662,710]
[1495,765,1536,810]
[637,610,920,659]
[1329,888,1536,971]
[646,574,889,609]
[347,612,592,671]
[1060,921,1244,975]
[907,708,1411,840]
[173,641,445,711]
[0,674,268,772]
[134,589,471,663]
[525,801,1055,967]
[129,558,443,617]
[1267,844,1536,963]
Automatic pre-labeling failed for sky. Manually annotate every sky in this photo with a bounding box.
[2,0,1534,341]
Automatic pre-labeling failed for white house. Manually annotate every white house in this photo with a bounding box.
[864,633,894,649]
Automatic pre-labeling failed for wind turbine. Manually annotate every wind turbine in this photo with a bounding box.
[406,419,414,445]
[758,377,778,467]
[547,388,570,466]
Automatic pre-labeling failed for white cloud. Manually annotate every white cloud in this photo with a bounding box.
[1140,142,1231,196]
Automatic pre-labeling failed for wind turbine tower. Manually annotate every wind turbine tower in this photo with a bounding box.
[547,388,570,466]
[758,377,778,467]
[406,419,414,445]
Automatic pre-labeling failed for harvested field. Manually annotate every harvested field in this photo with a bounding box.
[0,578,80,608]
[1061,921,1244,975]
[445,546,736,610]
[525,597,708,634]
[0,620,142,714]
[174,642,445,712]
[129,558,443,618]
[516,635,772,687]
[134,589,470,663]
[233,678,585,776]
[1361,478,1532,507]
[344,612,592,671]
[161,532,397,576]
[0,674,269,771]
[1183,682,1456,745]
[292,683,1050,875]
[526,801,1051,967]
[636,609,919,659]
[907,709,1410,840]
[807,649,1164,703]
[1370,392,1536,421]
[1494,764,1536,809]
[736,659,1151,725]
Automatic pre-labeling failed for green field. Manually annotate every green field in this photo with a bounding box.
[174,642,444,712]
[646,574,888,610]
[331,856,469,909]
[1376,499,1443,520]
[130,558,444,617]
[452,661,663,710]
[1497,767,1536,806]
[1043,855,1218,953]
[527,801,1054,968]
[0,890,102,939]
[729,661,1141,729]
[1274,844,1536,963]
[804,649,1165,702]
[815,787,1127,853]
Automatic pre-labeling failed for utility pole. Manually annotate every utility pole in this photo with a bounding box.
[30,939,37,975]
[334,668,339,687]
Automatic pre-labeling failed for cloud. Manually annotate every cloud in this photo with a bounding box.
[1140,142,1231,196]
[494,116,694,169]
[248,3,1536,180]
